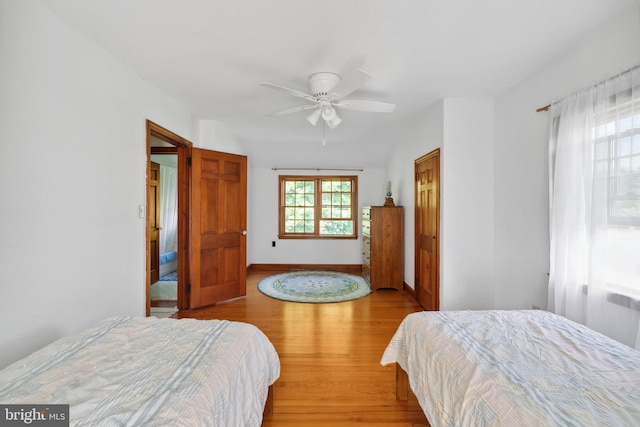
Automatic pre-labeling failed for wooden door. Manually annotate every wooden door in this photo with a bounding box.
[149,161,161,284]
[189,148,247,308]
[415,149,440,310]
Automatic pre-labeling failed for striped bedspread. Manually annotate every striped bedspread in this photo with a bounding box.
[0,317,280,426]
[381,310,640,426]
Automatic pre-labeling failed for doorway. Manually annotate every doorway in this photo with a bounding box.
[146,121,192,316]
[145,120,249,316]
[149,154,178,316]
[414,149,440,310]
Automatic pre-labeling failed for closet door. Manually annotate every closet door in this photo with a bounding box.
[415,149,440,310]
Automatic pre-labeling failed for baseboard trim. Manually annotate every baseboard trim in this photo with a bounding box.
[402,282,416,300]
[248,263,363,275]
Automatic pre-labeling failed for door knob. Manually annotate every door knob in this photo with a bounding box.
[241,230,247,235]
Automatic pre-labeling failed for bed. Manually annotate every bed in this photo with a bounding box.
[0,316,280,426]
[381,310,640,426]
[159,250,178,280]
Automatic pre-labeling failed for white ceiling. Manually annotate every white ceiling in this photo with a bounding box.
[39,0,635,168]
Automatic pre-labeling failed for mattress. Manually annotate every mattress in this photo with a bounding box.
[381,310,640,426]
[0,317,280,426]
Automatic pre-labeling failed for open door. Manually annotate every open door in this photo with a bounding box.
[149,161,161,284]
[189,148,247,308]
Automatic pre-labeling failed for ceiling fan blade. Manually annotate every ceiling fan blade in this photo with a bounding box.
[334,99,396,113]
[271,104,318,116]
[330,69,371,100]
[260,82,314,101]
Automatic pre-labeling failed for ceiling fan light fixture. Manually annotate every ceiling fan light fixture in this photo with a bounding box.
[306,108,322,126]
[321,106,336,121]
[326,114,342,129]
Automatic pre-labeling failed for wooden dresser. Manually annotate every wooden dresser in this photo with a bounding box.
[361,206,403,290]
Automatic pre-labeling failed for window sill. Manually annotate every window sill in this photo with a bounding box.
[582,284,640,311]
[278,234,359,240]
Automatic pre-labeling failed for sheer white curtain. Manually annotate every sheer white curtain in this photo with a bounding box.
[548,65,640,349]
[159,165,178,255]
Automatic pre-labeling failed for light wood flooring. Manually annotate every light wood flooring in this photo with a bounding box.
[176,269,429,426]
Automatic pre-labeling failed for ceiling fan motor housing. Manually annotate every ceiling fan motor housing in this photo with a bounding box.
[308,72,341,99]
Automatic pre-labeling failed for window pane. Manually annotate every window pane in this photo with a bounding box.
[285,181,296,193]
[320,220,353,235]
[633,135,640,153]
[284,207,295,219]
[611,199,640,218]
[284,219,295,232]
[619,136,632,155]
[620,116,633,132]
[632,156,640,173]
[617,158,631,174]
[321,181,332,192]
[304,207,314,220]
[305,181,315,193]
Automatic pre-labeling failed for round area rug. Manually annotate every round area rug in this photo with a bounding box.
[257,270,372,303]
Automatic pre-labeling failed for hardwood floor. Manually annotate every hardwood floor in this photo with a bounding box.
[177,269,429,426]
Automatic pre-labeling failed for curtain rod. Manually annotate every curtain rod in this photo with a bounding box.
[271,167,364,171]
[536,64,640,113]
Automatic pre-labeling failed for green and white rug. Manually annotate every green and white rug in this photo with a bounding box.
[257,270,372,303]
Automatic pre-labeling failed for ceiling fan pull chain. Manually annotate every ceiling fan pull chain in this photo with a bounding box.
[322,121,327,146]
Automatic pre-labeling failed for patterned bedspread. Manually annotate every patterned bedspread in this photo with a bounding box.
[0,317,280,426]
[381,310,640,426]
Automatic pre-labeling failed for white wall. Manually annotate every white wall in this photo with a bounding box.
[440,98,494,310]
[248,167,386,265]
[387,98,495,309]
[0,0,194,368]
[198,119,245,155]
[386,101,444,287]
[493,3,640,311]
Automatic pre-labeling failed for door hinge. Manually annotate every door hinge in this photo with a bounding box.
[186,283,191,293]
[187,157,192,166]
[415,172,419,181]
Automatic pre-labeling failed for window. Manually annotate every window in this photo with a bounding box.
[594,107,640,226]
[591,104,640,300]
[278,175,358,239]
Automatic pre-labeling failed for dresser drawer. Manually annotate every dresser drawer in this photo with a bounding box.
[362,236,371,253]
[362,250,370,267]
[362,207,371,221]
[362,264,371,283]
[361,220,371,236]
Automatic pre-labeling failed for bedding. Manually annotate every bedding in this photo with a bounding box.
[159,251,177,278]
[381,310,640,426]
[0,316,280,426]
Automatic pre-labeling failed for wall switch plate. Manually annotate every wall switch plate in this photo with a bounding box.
[138,205,145,218]
[272,241,276,247]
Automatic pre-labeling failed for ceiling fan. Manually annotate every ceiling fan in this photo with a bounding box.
[260,69,396,129]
